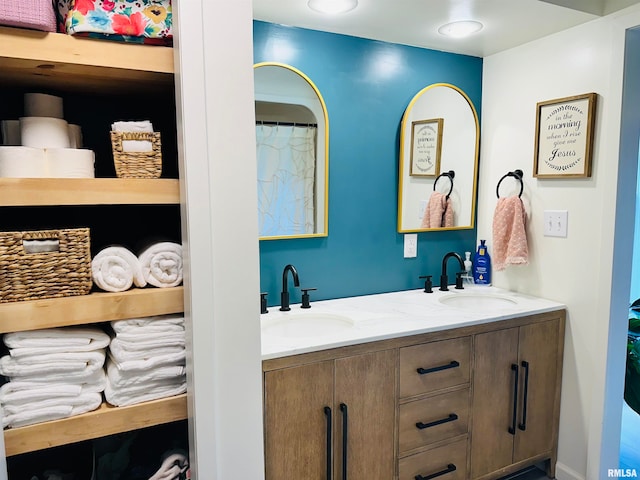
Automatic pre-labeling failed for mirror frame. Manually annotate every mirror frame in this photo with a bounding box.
[254,61,330,240]
[397,83,480,233]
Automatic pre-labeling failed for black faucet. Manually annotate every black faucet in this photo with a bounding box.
[440,252,465,291]
[280,264,300,311]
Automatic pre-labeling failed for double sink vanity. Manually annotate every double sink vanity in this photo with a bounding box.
[261,287,565,480]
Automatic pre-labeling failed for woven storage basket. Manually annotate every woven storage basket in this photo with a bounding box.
[110,131,162,179]
[0,228,92,303]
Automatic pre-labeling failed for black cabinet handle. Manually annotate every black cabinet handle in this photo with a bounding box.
[417,360,460,375]
[416,413,458,430]
[415,463,457,480]
[509,363,519,435]
[340,403,348,480]
[519,360,530,431]
[324,406,332,480]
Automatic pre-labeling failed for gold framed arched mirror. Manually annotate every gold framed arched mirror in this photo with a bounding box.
[254,62,329,240]
[397,83,479,232]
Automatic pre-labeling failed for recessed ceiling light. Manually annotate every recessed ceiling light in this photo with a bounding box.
[438,20,483,39]
[308,0,358,14]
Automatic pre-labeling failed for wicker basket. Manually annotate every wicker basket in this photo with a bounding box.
[0,228,92,303]
[110,131,162,179]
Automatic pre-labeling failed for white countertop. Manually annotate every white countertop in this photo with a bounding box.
[261,286,565,360]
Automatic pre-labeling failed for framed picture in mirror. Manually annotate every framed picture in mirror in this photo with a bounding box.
[410,118,443,177]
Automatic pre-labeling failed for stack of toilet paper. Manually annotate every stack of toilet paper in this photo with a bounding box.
[0,93,95,178]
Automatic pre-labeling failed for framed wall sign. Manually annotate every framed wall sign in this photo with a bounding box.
[533,92,597,178]
[410,118,443,177]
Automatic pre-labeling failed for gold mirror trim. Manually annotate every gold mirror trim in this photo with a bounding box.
[397,83,480,233]
[254,62,330,241]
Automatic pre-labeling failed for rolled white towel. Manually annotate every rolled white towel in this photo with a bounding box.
[104,375,186,407]
[106,358,185,388]
[138,242,183,288]
[2,392,102,428]
[0,350,106,380]
[4,327,110,357]
[92,246,147,292]
[111,314,184,334]
[148,452,189,480]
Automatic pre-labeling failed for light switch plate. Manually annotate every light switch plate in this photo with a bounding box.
[404,233,417,258]
[544,210,568,237]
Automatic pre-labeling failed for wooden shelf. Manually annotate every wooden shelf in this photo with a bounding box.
[0,26,174,93]
[0,287,184,333]
[4,393,188,456]
[0,178,180,206]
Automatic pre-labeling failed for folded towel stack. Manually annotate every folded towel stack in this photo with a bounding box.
[0,327,109,428]
[105,315,187,407]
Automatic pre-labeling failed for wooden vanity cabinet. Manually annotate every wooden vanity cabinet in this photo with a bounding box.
[263,349,397,480]
[471,318,564,479]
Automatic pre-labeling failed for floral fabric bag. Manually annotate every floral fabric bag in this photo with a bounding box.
[56,0,172,45]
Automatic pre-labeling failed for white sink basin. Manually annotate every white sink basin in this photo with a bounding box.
[262,312,355,338]
[438,292,518,310]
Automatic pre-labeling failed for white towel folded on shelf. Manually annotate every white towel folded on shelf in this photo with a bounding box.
[111,120,154,152]
[106,359,185,388]
[1,392,102,428]
[0,350,106,380]
[3,327,110,358]
[0,370,106,404]
[111,315,184,334]
[91,246,147,292]
[104,375,186,407]
[107,349,185,372]
[138,242,183,288]
[110,333,185,352]
[108,340,185,363]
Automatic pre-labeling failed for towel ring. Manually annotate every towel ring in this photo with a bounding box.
[434,170,455,199]
[496,169,524,198]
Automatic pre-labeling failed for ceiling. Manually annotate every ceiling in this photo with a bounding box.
[252,0,640,57]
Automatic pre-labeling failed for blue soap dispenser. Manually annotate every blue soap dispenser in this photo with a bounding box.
[473,240,492,285]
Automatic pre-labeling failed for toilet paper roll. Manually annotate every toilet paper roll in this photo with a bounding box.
[20,117,70,149]
[68,124,83,149]
[1,120,21,146]
[24,93,64,119]
[0,146,48,178]
[46,148,95,178]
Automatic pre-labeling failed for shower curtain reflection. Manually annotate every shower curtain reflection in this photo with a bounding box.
[256,124,317,237]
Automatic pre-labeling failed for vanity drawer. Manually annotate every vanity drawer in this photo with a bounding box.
[398,438,467,480]
[400,337,471,398]
[399,388,470,453]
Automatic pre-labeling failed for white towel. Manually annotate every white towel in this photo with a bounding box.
[148,452,189,480]
[107,349,185,372]
[4,327,110,357]
[138,242,183,288]
[104,375,186,407]
[91,246,147,292]
[1,392,102,428]
[0,370,106,404]
[106,359,185,388]
[110,334,185,352]
[111,315,184,334]
[0,350,106,380]
[111,120,154,152]
[108,339,185,364]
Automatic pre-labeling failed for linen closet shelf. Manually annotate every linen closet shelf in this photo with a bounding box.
[0,27,187,458]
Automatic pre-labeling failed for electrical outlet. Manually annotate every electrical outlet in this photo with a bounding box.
[543,210,568,238]
[404,233,417,258]
[418,200,428,220]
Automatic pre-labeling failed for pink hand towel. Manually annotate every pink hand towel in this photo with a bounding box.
[492,195,529,271]
[420,191,454,228]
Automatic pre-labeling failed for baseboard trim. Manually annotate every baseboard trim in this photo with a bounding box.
[556,462,585,480]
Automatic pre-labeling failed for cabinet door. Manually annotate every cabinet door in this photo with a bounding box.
[513,319,561,463]
[264,361,334,480]
[470,327,519,478]
[335,349,396,480]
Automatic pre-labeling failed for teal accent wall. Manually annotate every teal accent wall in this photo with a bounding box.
[255,21,483,306]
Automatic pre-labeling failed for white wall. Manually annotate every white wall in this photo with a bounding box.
[479,5,640,480]
[173,0,265,478]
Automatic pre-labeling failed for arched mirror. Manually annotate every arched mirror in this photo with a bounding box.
[254,62,329,240]
[397,83,479,232]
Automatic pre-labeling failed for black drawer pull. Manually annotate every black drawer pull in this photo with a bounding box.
[508,363,519,435]
[519,360,530,431]
[340,403,348,480]
[416,360,460,375]
[416,413,458,430]
[324,406,332,480]
[415,463,457,480]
